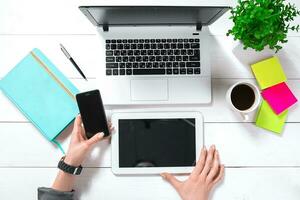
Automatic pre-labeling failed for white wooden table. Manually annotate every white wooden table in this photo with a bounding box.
[1,0,300,199]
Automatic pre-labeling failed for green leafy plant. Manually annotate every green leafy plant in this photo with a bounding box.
[227,0,300,52]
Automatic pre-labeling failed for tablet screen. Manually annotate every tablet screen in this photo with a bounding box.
[119,118,196,168]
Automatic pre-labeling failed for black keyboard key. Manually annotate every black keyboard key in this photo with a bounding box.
[187,50,194,55]
[146,63,152,68]
[133,63,139,68]
[120,69,125,75]
[169,56,175,61]
[172,39,178,42]
[106,57,115,62]
[151,44,157,49]
[176,56,182,61]
[142,56,149,62]
[141,50,147,55]
[189,55,200,61]
[145,39,150,43]
[138,44,143,49]
[111,44,117,49]
[136,56,142,62]
[126,63,132,68]
[178,39,183,42]
[173,68,179,74]
[126,69,132,75]
[167,69,172,74]
[189,39,194,42]
[149,56,155,62]
[171,43,177,49]
[144,44,150,49]
[129,56,135,62]
[131,44,137,49]
[128,39,133,43]
[178,43,184,49]
[124,44,130,49]
[133,69,165,75]
[138,39,144,43]
[167,39,172,42]
[184,43,190,49]
[106,44,110,50]
[106,51,113,56]
[134,50,141,55]
[116,56,122,62]
[158,44,164,49]
[148,50,154,55]
[139,63,146,68]
[113,69,119,75]
[106,69,112,75]
[122,39,128,43]
[181,49,187,55]
[162,39,167,43]
[164,44,170,49]
[155,39,161,43]
[154,50,160,55]
[174,50,180,55]
[180,62,185,68]
[119,63,125,68]
[187,68,193,74]
[166,62,172,68]
[159,62,165,68]
[121,50,127,55]
[106,63,118,68]
[106,40,111,43]
[161,50,166,55]
[150,39,155,43]
[127,50,133,56]
[163,56,168,61]
[183,56,189,61]
[194,50,200,55]
[195,39,200,42]
[180,68,186,74]
[184,39,188,42]
[122,56,129,62]
[153,62,159,68]
[187,62,200,67]
[194,68,201,74]
[111,40,116,43]
[117,39,122,43]
[156,56,162,61]
[191,43,200,48]
[114,50,121,56]
[173,62,179,68]
[167,50,173,55]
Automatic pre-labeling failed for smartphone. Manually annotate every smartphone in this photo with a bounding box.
[76,89,109,139]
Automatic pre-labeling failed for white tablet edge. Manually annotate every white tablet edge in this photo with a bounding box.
[111,111,203,175]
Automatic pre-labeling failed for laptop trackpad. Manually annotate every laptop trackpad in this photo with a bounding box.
[131,79,168,101]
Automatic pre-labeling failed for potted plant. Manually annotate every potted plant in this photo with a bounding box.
[227,0,300,52]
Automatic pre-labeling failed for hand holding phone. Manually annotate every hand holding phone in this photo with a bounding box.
[76,90,110,139]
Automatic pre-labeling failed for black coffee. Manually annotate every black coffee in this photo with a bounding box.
[230,84,255,111]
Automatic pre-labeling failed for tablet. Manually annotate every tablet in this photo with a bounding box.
[111,112,203,174]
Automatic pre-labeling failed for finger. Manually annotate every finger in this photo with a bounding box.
[85,132,105,146]
[206,150,221,183]
[212,164,225,185]
[200,145,216,176]
[161,173,182,191]
[73,115,82,132]
[191,146,207,178]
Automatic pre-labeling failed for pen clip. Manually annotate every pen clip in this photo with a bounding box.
[60,44,71,59]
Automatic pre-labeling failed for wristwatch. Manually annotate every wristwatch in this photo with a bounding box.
[58,156,82,175]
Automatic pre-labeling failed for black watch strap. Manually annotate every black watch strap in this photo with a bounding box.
[58,156,82,175]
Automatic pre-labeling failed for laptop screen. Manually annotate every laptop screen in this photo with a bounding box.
[79,6,230,27]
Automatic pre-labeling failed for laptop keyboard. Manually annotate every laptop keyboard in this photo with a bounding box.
[105,38,200,76]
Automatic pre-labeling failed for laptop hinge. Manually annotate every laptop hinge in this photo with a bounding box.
[103,24,109,32]
[196,22,202,31]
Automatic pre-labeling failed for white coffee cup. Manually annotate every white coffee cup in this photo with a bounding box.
[226,82,261,121]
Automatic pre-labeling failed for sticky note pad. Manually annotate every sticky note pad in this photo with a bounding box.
[256,100,288,134]
[262,82,298,115]
[251,56,287,89]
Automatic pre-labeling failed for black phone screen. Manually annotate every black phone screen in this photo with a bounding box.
[76,90,109,138]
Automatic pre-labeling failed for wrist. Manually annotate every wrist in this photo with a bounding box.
[64,155,82,167]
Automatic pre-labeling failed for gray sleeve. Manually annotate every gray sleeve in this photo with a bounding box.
[38,187,75,200]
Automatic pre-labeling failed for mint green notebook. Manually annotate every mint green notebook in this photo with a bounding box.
[0,48,79,153]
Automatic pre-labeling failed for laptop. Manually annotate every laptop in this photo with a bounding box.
[79,6,230,105]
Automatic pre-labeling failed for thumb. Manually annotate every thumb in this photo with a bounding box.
[86,132,104,146]
[161,172,182,191]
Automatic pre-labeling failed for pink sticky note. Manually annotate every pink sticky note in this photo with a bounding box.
[262,82,297,115]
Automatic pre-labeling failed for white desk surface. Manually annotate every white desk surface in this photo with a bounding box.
[1,0,300,199]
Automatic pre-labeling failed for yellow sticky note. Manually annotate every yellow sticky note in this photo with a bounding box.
[256,100,288,134]
[251,56,287,89]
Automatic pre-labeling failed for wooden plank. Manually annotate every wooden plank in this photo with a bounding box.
[1,122,300,167]
[1,167,300,199]
[0,35,300,79]
[1,79,299,123]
